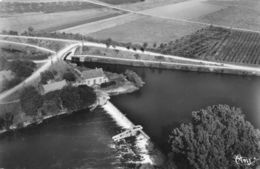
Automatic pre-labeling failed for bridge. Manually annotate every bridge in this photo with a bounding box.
[112,125,150,142]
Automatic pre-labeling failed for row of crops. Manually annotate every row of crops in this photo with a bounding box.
[153,26,260,65]
[152,26,231,60]
[211,30,260,65]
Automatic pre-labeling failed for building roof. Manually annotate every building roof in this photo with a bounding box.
[81,68,105,79]
[42,80,67,94]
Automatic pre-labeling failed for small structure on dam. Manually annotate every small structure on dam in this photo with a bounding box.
[112,125,149,142]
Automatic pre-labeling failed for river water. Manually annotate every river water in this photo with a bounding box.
[83,62,260,152]
[0,108,123,169]
[1,63,260,168]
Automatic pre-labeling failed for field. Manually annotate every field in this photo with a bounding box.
[0,7,123,32]
[197,6,260,32]
[58,13,140,34]
[90,16,204,46]
[142,0,225,20]
[0,1,101,14]
[98,0,144,5]
[152,26,260,65]
[117,0,188,11]
[195,0,260,31]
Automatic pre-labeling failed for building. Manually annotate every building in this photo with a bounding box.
[42,80,67,94]
[79,68,109,86]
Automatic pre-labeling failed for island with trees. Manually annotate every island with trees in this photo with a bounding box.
[165,105,260,169]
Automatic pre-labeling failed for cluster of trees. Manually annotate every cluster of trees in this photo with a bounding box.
[124,69,144,88]
[20,86,43,116]
[19,85,96,117]
[40,70,56,84]
[0,112,14,130]
[168,104,260,169]
[0,57,36,92]
[62,72,76,82]
[40,70,76,84]
[60,85,96,111]
[1,55,36,76]
[1,45,51,60]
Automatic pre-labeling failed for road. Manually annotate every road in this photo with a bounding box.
[3,35,257,74]
[80,41,260,74]
[0,42,80,102]
[1,34,260,101]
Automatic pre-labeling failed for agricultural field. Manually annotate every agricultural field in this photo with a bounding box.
[142,0,226,20]
[138,0,260,32]
[117,0,188,11]
[58,13,140,35]
[0,8,123,32]
[98,0,144,5]
[0,1,101,14]
[90,16,204,46]
[152,26,260,65]
[196,0,260,31]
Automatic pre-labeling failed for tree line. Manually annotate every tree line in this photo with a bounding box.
[0,85,97,130]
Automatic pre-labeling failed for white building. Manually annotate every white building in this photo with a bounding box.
[80,68,108,86]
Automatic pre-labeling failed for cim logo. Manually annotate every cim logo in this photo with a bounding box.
[234,154,259,166]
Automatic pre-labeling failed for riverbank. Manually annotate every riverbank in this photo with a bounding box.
[72,55,259,77]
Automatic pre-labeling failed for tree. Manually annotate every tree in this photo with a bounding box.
[169,105,260,169]
[40,70,54,84]
[77,85,96,108]
[28,26,34,35]
[0,112,14,129]
[8,60,36,78]
[126,42,132,50]
[20,86,43,116]
[142,42,148,50]
[105,38,112,48]
[60,86,81,111]
[134,54,140,59]
[60,85,96,111]
[63,72,76,82]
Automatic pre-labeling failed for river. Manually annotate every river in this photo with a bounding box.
[1,63,260,168]
[0,108,123,169]
[83,62,260,152]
